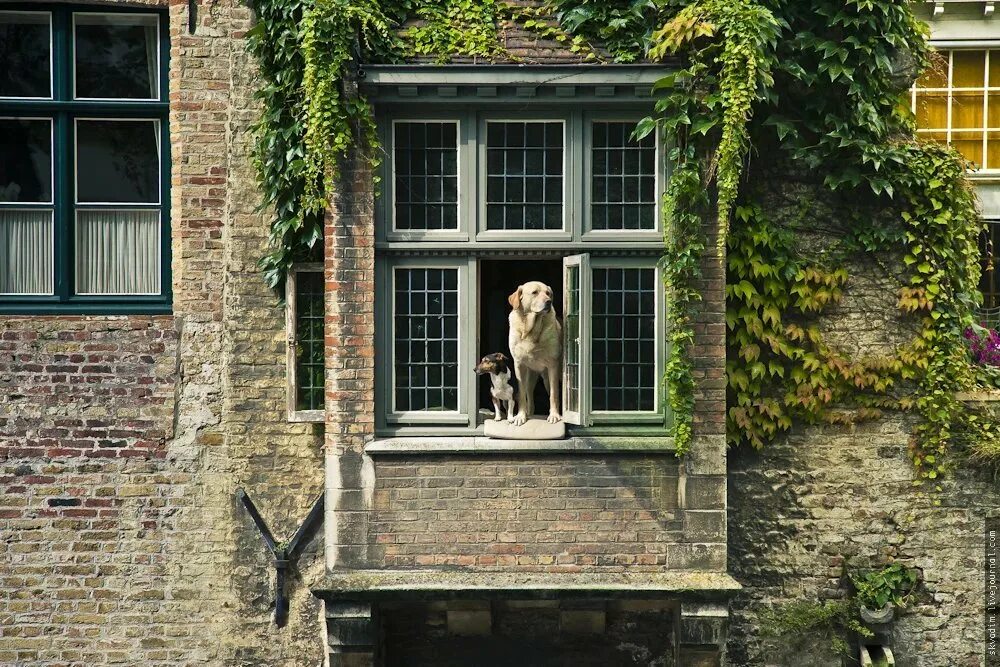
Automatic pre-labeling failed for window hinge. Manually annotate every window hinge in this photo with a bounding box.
[987,2,996,17]
[932,1,944,17]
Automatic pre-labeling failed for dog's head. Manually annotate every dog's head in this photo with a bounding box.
[508,281,554,314]
[475,352,509,375]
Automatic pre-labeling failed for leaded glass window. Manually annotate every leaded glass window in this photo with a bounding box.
[485,121,564,231]
[591,121,656,230]
[393,267,460,412]
[592,267,657,412]
[294,271,325,412]
[393,121,459,231]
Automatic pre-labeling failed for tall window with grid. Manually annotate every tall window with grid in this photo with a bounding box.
[376,108,667,435]
[912,49,1000,171]
[0,7,170,313]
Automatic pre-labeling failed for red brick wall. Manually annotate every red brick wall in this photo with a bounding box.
[371,456,683,570]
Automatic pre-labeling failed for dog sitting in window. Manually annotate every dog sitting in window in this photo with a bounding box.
[508,280,562,425]
[475,352,517,421]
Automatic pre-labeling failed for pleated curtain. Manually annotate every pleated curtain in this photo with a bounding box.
[0,210,53,295]
[75,209,159,295]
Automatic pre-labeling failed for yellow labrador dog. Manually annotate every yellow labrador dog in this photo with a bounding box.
[508,280,562,425]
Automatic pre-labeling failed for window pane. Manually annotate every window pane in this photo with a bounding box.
[394,267,459,412]
[393,122,459,231]
[77,120,160,203]
[952,92,985,129]
[980,222,1000,325]
[74,13,159,99]
[591,121,656,231]
[592,267,656,412]
[565,264,580,415]
[952,131,984,167]
[75,209,160,294]
[295,271,325,411]
[485,121,563,231]
[0,118,52,203]
[0,209,52,295]
[0,12,51,98]
[953,50,986,88]
[917,54,948,89]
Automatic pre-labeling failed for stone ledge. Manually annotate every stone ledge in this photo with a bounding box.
[313,570,741,602]
[957,390,1000,402]
[364,436,677,455]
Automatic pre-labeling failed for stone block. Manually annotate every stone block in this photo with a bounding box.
[559,610,606,634]
[446,610,492,636]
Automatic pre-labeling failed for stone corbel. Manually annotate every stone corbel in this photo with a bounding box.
[677,601,730,667]
[325,601,376,667]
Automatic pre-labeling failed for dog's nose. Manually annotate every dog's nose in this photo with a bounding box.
[542,301,552,311]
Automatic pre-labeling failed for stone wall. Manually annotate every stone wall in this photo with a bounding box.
[725,181,999,666]
[0,1,327,665]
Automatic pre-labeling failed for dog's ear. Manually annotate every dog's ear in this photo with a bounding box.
[507,286,522,310]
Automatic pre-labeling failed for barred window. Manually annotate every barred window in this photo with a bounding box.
[485,121,564,231]
[393,121,459,231]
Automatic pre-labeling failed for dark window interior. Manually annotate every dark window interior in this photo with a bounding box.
[981,221,1000,323]
[478,258,562,418]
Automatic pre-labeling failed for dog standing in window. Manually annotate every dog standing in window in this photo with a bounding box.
[508,280,562,425]
[475,352,517,421]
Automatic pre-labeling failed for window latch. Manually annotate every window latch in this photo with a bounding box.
[236,488,324,626]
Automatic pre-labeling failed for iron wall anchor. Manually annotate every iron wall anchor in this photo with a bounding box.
[236,487,324,626]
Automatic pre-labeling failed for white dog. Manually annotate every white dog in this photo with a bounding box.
[508,280,562,425]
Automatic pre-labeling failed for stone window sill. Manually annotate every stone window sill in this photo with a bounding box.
[364,436,677,455]
[957,390,1000,402]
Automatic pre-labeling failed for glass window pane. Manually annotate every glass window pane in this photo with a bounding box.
[592,267,656,412]
[74,13,159,99]
[953,50,986,88]
[591,121,656,231]
[294,271,325,411]
[952,132,984,168]
[393,267,459,412]
[77,120,160,203]
[917,53,948,89]
[393,122,458,231]
[0,209,52,295]
[0,118,52,203]
[915,91,947,129]
[75,209,160,295]
[565,264,580,415]
[952,92,985,129]
[0,12,51,98]
[485,121,563,231]
[989,132,1000,171]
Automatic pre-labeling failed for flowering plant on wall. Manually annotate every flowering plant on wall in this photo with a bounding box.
[964,325,1000,367]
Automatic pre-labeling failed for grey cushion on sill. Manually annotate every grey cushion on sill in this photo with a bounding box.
[483,418,566,440]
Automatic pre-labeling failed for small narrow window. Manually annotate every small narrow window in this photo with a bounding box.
[485,121,564,231]
[0,11,52,99]
[393,121,459,231]
[591,121,656,231]
[287,265,325,422]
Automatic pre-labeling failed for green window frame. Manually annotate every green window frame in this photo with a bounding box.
[286,263,325,422]
[0,5,170,314]
[374,105,669,437]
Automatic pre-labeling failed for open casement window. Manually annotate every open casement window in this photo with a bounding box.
[286,263,325,423]
[370,95,670,437]
[563,254,663,427]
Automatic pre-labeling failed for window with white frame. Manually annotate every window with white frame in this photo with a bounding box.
[911,49,1000,171]
[0,7,169,313]
[286,264,325,422]
[375,108,667,435]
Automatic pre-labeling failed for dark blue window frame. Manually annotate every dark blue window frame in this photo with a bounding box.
[0,5,170,315]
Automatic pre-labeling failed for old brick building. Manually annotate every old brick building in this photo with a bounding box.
[0,1,999,666]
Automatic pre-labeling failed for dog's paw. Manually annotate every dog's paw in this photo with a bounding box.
[547,413,562,424]
[512,413,527,426]
[492,415,503,422]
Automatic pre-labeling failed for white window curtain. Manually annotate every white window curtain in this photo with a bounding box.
[75,209,159,295]
[0,209,53,295]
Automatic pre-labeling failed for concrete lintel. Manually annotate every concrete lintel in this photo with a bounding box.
[313,570,741,603]
[360,64,675,88]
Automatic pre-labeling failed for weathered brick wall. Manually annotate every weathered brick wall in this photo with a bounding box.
[1,1,327,665]
[371,456,687,570]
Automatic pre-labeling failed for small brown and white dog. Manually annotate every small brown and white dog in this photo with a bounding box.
[475,352,517,421]
[508,280,562,425]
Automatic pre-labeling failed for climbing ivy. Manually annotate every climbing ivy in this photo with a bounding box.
[247,0,993,478]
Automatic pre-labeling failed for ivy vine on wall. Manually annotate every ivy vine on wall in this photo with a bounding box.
[246,0,994,479]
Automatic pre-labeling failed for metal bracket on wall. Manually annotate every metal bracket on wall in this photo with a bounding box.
[236,488,325,627]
